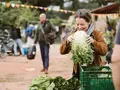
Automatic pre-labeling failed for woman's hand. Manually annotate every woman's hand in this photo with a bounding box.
[67,34,74,42]
[86,35,94,44]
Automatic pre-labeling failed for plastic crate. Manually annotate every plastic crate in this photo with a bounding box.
[80,66,115,90]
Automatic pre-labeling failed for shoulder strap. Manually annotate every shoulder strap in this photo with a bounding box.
[39,24,45,34]
[39,24,47,41]
[87,23,94,36]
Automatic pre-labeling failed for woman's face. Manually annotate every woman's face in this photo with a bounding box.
[75,17,90,32]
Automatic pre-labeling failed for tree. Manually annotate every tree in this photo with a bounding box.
[88,0,118,6]
[20,0,53,7]
[0,5,39,29]
[0,0,21,3]
[51,0,64,9]
[70,0,80,10]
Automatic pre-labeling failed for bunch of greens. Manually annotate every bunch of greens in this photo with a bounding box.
[29,76,54,90]
[29,76,80,90]
[53,76,80,90]
[71,31,93,65]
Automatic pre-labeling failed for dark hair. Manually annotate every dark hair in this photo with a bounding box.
[75,9,92,23]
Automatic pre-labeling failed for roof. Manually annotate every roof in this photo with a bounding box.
[91,3,120,14]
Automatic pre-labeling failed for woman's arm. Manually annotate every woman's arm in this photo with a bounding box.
[93,31,108,55]
[60,40,71,54]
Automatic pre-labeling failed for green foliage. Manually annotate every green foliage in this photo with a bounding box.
[45,11,64,25]
[0,0,119,30]
[20,0,53,7]
[50,16,62,25]
[116,0,120,3]
[29,76,81,90]
[0,8,21,26]
[79,2,99,10]
[70,0,80,10]
[64,0,100,11]
[109,19,117,30]
[17,8,39,26]
[19,0,100,10]
[0,4,39,28]
[0,0,19,2]
[88,0,116,6]
[71,42,93,65]
[29,76,53,90]
[71,31,93,65]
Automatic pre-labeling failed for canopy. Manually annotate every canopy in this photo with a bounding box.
[91,3,120,14]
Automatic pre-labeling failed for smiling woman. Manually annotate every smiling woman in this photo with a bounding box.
[60,9,108,79]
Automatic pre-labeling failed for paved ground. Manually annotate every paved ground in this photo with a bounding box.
[0,44,73,90]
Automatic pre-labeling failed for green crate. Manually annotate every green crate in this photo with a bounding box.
[80,66,115,90]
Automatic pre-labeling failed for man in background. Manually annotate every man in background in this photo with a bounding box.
[34,13,56,74]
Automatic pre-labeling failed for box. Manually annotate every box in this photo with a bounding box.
[80,66,115,90]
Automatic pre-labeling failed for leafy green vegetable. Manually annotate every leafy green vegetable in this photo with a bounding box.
[71,31,93,65]
[47,82,55,90]
[29,76,81,90]
[53,76,67,90]
[29,76,54,90]
[67,77,81,90]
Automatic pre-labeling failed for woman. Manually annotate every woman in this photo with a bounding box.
[60,9,108,79]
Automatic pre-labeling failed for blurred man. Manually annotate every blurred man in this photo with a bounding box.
[111,23,120,90]
[34,13,56,74]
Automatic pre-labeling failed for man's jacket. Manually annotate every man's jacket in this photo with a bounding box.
[34,20,56,44]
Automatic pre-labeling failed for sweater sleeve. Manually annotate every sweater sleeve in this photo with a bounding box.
[93,31,108,56]
[60,30,77,55]
[60,40,71,54]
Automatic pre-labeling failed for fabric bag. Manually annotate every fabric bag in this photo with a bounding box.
[46,32,56,44]
[39,25,56,45]
[27,45,36,60]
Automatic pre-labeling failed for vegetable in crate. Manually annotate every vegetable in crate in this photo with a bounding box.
[71,31,93,65]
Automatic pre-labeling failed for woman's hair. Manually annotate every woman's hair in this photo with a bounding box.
[75,9,92,23]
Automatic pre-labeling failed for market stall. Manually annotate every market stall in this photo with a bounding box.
[91,3,120,14]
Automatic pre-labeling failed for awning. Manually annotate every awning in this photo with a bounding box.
[91,3,120,14]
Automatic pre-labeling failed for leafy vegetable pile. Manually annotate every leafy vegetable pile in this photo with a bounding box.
[71,31,93,65]
[29,76,80,90]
